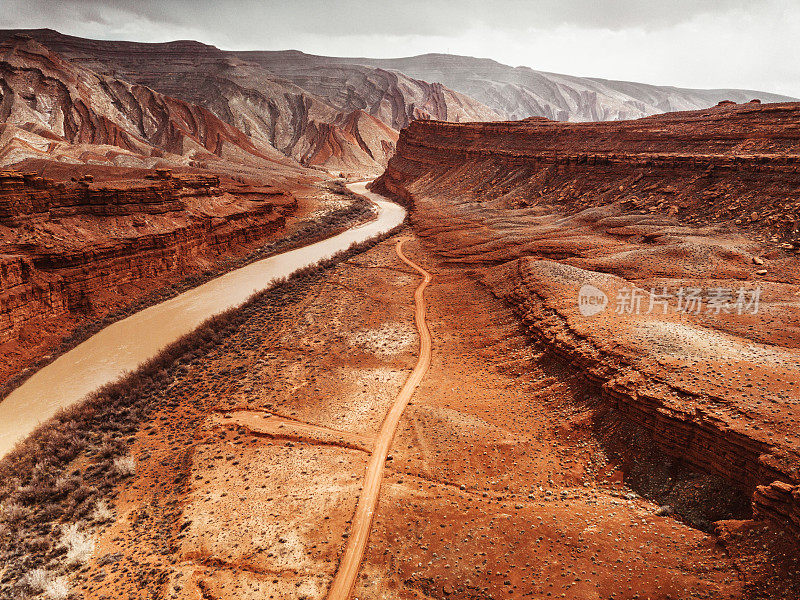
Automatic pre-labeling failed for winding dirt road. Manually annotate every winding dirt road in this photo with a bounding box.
[326,238,433,600]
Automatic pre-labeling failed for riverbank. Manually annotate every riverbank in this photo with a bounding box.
[0,220,405,599]
[0,182,403,457]
[0,180,374,400]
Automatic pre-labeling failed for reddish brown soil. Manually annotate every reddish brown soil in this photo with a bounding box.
[371,103,800,592]
[44,233,795,599]
[5,100,800,599]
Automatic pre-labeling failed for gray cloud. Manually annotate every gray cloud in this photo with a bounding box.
[1,0,798,96]
[0,0,768,39]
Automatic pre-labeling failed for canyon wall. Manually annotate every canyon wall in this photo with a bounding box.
[0,169,296,344]
[0,35,307,176]
[374,101,800,534]
[377,103,800,247]
[0,30,501,175]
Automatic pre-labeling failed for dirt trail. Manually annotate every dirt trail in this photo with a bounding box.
[326,238,433,600]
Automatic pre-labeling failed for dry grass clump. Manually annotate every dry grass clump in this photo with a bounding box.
[43,576,71,599]
[20,569,71,599]
[348,322,417,357]
[112,455,136,477]
[60,523,94,566]
[90,500,114,523]
[2,502,27,523]
[53,474,79,493]
[21,567,51,592]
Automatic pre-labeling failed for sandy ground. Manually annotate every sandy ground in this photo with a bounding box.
[69,232,798,600]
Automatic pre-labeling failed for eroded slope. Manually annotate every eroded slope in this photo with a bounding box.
[374,102,800,544]
[0,36,298,171]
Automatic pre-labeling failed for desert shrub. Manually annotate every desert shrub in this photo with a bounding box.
[91,500,114,523]
[93,441,116,460]
[60,523,94,567]
[53,474,79,494]
[44,576,71,599]
[25,534,52,553]
[2,502,27,523]
[15,483,55,504]
[21,567,51,592]
[67,484,96,505]
[35,503,63,524]
[112,455,136,477]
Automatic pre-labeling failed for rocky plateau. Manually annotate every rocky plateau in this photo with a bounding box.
[374,100,800,561]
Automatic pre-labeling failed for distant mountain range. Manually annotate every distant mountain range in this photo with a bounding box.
[320,53,796,122]
[0,28,796,173]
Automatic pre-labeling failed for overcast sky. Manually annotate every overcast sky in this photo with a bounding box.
[2,0,799,97]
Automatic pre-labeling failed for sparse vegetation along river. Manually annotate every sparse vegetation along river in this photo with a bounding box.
[0,182,405,458]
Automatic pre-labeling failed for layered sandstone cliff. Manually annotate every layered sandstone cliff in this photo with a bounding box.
[0,168,295,344]
[374,102,800,535]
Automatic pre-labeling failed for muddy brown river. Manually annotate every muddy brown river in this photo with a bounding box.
[0,183,405,458]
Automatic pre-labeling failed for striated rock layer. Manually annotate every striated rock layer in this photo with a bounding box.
[234,50,504,130]
[0,29,501,174]
[0,36,302,173]
[374,102,800,537]
[7,28,798,174]
[0,168,296,344]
